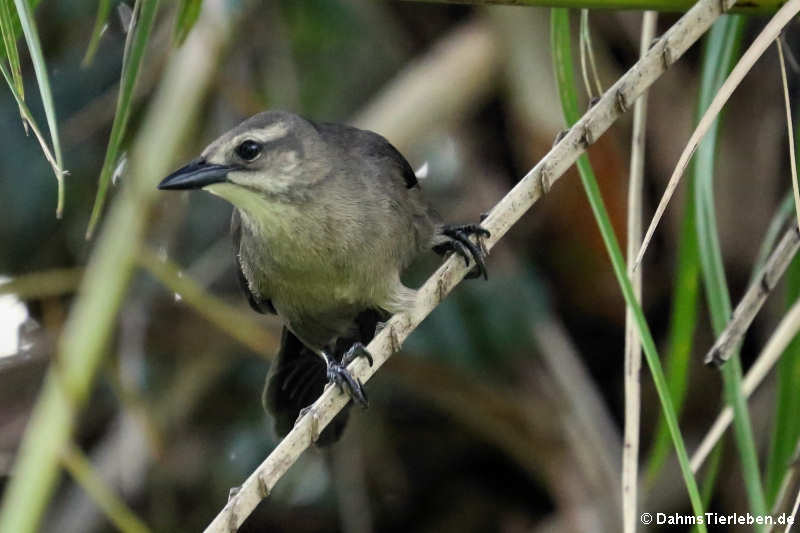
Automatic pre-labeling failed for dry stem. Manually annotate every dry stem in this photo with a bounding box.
[205,0,733,528]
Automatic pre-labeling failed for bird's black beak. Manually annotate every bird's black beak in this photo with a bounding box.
[158,158,238,190]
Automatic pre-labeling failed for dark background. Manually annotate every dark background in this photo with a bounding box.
[0,1,793,532]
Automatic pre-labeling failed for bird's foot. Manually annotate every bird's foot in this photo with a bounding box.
[433,223,491,280]
[341,342,373,367]
[228,486,241,502]
[324,349,369,408]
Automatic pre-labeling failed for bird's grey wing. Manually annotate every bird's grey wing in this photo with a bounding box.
[262,327,349,445]
[315,121,418,189]
[231,209,276,315]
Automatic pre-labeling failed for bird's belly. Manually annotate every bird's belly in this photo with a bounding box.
[249,261,377,348]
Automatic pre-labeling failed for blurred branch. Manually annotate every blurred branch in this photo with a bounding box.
[61,444,152,533]
[0,1,235,531]
[401,0,781,14]
[352,19,498,152]
[207,0,733,528]
[47,349,229,533]
[138,246,278,359]
[531,315,622,530]
[389,356,558,479]
[0,268,83,299]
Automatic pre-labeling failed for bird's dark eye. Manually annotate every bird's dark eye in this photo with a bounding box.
[235,140,262,161]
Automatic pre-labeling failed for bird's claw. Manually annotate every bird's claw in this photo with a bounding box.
[341,342,373,367]
[326,353,369,408]
[434,223,491,280]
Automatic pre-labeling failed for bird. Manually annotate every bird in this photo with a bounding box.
[158,110,489,444]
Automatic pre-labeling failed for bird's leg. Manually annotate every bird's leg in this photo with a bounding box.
[323,349,369,408]
[433,223,491,280]
[341,342,373,367]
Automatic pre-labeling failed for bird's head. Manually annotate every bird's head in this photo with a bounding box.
[158,110,324,207]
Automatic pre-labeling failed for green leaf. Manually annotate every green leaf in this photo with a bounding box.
[644,175,700,485]
[173,0,202,46]
[0,0,24,99]
[86,0,160,239]
[765,130,800,507]
[82,0,112,68]
[691,16,768,527]
[550,9,706,528]
[12,0,65,217]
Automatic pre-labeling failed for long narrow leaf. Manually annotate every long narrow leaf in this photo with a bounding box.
[0,60,60,184]
[636,0,800,269]
[86,0,159,239]
[12,0,65,217]
[766,114,800,506]
[0,0,24,98]
[644,176,700,485]
[691,13,768,525]
[82,0,112,67]
[550,9,706,528]
[173,0,202,46]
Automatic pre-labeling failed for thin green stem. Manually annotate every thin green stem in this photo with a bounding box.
[550,9,706,527]
[692,15,767,526]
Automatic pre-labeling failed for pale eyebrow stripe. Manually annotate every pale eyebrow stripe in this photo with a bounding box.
[232,123,288,146]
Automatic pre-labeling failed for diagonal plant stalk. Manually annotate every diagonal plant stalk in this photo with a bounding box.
[691,14,768,524]
[205,0,739,528]
[550,7,705,529]
[778,39,800,230]
[137,246,279,358]
[0,0,24,98]
[86,0,160,239]
[61,443,152,533]
[82,0,111,67]
[765,49,800,509]
[635,0,800,269]
[173,0,203,46]
[705,225,800,366]
[0,2,234,530]
[643,175,700,485]
[686,18,743,522]
[691,239,800,473]
[9,0,66,216]
[0,60,62,182]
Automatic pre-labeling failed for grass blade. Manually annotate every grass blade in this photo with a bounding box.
[0,60,61,184]
[635,0,800,269]
[692,13,768,525]
[765,124,800,506]
[86,0,159,239]
[550,9,706,528]
[82,0,111,67]
[644,176,700,485]
[766,251,800,506]
[173,0,202,46]
[0,0,24,98]
[12,0,65,217]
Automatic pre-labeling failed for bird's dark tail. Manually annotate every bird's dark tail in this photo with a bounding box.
[262,309,387,445]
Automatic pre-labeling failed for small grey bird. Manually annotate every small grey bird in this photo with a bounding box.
[158,110,488,443]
